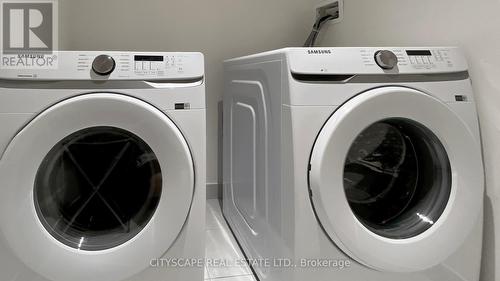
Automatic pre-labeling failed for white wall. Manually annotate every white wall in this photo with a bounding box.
[319,1,500,280]
[58,0,316,185]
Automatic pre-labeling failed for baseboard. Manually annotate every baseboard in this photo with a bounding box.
[206,183,221,199]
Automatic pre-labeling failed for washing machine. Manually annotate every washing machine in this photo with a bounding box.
[0,51,206,281]
[223,47,484,281]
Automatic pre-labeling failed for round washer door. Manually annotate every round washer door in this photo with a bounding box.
[0,93,194,281]
[309,87,483,272]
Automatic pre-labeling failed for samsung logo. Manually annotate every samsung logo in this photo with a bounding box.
[307,50,332,55]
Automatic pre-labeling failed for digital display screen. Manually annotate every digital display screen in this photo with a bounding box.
[134,55,164,62]
[406,50,432,56]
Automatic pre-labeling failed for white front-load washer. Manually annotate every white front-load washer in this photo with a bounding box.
[0,51,206,281]
[223,47,484,281]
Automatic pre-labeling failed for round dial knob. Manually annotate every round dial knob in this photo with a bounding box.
[374,50,398,70]
[92,54,116,76]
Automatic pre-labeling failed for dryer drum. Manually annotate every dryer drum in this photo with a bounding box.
[343,118,452,239]
[34,126,162,251]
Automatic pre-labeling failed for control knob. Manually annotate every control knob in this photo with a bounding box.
[374,50,398,70]
[92,54,116,76]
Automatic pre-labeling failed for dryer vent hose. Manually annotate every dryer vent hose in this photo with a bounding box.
[303,14,336,47]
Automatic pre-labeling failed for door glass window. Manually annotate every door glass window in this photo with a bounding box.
[343,118,451,239]
[34,127,162,251]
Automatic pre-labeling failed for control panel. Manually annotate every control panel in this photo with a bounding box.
[360,48,455,70]
[405,49,453,69]
[288,47,468,76]
[131,55,189,76]
[0,51,204,81]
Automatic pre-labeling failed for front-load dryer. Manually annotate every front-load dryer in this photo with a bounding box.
[223,47,484,281]
[0,51,206,281]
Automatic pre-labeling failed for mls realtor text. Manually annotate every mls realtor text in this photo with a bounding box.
[1,53,56,67]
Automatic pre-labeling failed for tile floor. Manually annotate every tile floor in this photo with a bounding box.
[205,199,257,281]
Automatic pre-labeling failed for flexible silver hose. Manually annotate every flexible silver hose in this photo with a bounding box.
[303,15,336,47]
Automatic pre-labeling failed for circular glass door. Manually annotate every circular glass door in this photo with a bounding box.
[308,87,483,272]
[344,118,451,239]
[35,127,162,251]
[0,93,194,281]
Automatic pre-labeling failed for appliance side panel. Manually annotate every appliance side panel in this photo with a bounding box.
[222,57,287,280]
